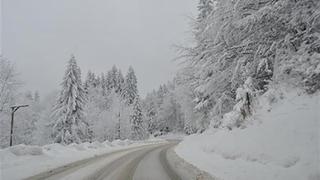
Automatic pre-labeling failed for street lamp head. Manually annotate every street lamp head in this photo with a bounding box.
[10,105,29,113]
[10,105,29,109]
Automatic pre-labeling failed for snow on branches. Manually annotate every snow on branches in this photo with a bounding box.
[178,0,320,129]
[51,55,90,144]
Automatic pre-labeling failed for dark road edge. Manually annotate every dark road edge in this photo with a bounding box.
[159,143,182,180]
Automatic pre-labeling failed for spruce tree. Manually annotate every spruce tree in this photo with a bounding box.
[84,71,96,93]
[116,69,125,94]
[130,97,145,140]
[123,66,138,105]
[106,65,118,92]
[51,55,89,144]
[100,73,107,96]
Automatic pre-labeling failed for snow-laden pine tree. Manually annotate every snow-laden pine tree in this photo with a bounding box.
[116,69,125,94]
[84,71,97,91]
[130,97,146,140]
[106,65,118,92]
[123,66,138,105]
[51,55,90,144]
[100,73,107,96]
[105,65,125,95]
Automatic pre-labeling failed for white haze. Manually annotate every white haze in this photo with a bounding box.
[2,0,197,97]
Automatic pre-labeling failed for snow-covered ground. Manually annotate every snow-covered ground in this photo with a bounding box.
[157,132,186,140]
[176,88,320,180]
[0,138,165,180]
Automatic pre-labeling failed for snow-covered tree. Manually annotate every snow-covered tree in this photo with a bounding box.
[143,92,159,134]
[123,66,138,105]
[51,55,90,144]
[33,91,58,145]
[84,71,97,90]
[221,77,255,129]
[0,57,19,112]
[13,92,41,145]
[157,92,184,132]
[106,65,118,92]
[173,83,203,134]
[84,66,141,141]
[116,69,125,94]
[0,58,20,147]
[178,0,320,129]
[142,80,198,135]
[105,65,125,95]
[130,97,146,140]
[197,0,213,21]
[100,73,107,96]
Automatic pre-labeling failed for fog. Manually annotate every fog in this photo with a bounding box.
[2,0,196,97]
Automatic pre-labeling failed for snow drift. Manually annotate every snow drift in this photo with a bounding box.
[176,88,320,180]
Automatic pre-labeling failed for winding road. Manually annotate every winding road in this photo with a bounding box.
[25,141,188,180]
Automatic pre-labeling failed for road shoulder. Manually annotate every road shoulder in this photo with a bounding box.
[166,145,218,180]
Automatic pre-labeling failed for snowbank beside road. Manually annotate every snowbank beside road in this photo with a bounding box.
[0,138,165,180]
[176,89,320,180]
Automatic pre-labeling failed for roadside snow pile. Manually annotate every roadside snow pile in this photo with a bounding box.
[176,88,320,180]
[0,138,165,180]
[111,139,133,147]
[9,144,43,156]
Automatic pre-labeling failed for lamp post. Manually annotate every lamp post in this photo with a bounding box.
[10,105,29,146]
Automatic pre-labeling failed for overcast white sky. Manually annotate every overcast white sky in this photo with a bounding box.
[2,0,196,97]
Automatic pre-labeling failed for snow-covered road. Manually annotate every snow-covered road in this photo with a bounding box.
[23,141,212,180]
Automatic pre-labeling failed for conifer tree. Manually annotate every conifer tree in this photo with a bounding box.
[100,73,106,96]
[84,71,96,93]
[123,66,138,105]
[51,55,90,144]
[130,97,146,140]
[116,69,125,94]
[106,65,119,93]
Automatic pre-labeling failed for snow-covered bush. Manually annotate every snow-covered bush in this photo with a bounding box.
[221,77,255,129]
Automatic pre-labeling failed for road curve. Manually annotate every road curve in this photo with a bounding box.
[25,141,182,180]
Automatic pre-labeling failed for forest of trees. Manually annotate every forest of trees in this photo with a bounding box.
[145,0,319,133]
[0,0,319,147]
[0,56,148,146]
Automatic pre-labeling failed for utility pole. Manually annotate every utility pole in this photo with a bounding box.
[10,105,29,146]
[118,112,121,140]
